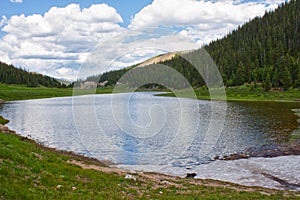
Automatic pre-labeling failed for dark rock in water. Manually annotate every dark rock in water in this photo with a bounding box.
[247,141,300,158]
[185,173,197,178]
[213,155,220,160]
[239,154,250,159]
[186,166,192,170]
[262,173,300,191]
[222,153,250,160]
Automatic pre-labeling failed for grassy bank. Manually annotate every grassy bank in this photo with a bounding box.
[157,85,300,102]
[1,83,300,102]
[0,129,299,199]
[0,84,116,101]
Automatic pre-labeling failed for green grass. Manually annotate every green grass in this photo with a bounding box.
[0,130,299,200]
[0,116,8,125]
[1,83,300,102]
[0,84,116,101]
[157,85,300,102]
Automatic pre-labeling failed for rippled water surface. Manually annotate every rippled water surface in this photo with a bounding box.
[0,92,299,167]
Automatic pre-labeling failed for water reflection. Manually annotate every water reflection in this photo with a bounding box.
[0,93,299,167]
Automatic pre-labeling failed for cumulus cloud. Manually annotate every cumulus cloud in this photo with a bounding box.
[78,28,200,79]
[130,0,285,45]
[0,4,123,80]
[9,0,23,3]
[0,0,286,80]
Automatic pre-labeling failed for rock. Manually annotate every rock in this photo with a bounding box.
[0,125,9,131]
[33,152,43,160]
[125,174,136,181]
[186,166,192,170]
[72,186,77,191]
[222,153,250,160]
[239,154,250,159]
[161,180,171,185]
[185,173,197,178]
[223,154,238,160]
[213,155,220,160]
[56,185,63,189]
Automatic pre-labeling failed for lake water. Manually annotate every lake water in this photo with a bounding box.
[0,92,299,167]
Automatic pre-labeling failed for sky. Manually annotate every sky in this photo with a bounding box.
[0,0,287,80]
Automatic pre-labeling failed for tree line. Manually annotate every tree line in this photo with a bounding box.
[0,62,67,88]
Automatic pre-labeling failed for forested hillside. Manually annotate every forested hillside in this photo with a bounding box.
[88,0,299,91]
[205,0,300,89]
[0,62,66,88]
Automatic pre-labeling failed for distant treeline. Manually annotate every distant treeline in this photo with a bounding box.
[0,62,67,88]
[86,0,299,91]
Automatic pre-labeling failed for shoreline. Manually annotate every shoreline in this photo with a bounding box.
[3,125,299,198]
[1,116,300,193]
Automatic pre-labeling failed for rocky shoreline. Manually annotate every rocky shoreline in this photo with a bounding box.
[213,139,300,161]
[215,109,300,161]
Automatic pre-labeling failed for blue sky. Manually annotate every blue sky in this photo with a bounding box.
[0,0,286,80]
[0,0,152,27]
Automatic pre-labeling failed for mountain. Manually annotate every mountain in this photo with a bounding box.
[87,0,299,91]
[137,52,177,68]
[0,62,67,88]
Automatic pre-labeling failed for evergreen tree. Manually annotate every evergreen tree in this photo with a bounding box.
[263,72,272,91]
[281,66,292,90]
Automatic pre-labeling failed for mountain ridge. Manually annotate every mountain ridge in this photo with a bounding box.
[85,0,299,91]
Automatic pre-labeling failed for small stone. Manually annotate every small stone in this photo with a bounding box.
[213,155,220,160]
[159,191,163,194]
[56,185,62,189]
[125,174,136,181]
[186,166,192,170]
[72,186,77,191]
[0,126,9,131]
[161,180,171,185]
[186,173,197,178]
[240,154,250,159]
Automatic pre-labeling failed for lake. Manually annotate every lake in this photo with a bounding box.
[0,92,299,167]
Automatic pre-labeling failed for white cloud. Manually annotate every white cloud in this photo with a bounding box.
[130,0,285,45]
[0,4,123,80]
[78,29,200,79]
[9,0,23,3]
[0,1,286,80]
[0,16,7,28]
